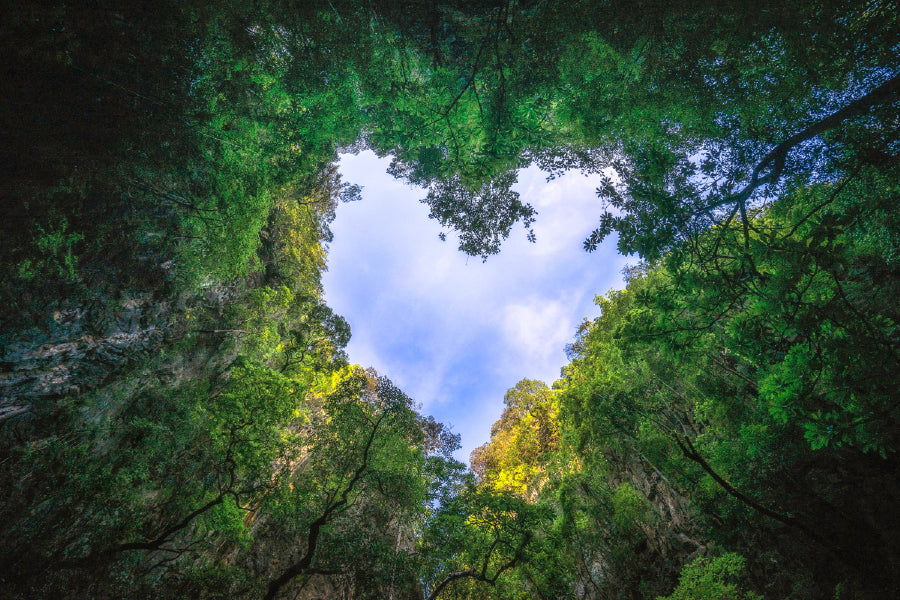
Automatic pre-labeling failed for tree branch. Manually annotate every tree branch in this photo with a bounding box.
[58,422,252,570]
[707,72,900,217]
[426,532,531,600]
[263,412,386,600]
[672,432,826,545]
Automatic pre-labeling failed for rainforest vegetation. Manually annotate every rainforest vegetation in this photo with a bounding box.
[1,1,898,598]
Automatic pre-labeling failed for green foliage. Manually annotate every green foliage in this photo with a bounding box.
[470,379,559,496]
[420,483,546,600]
[547,185,899,596]
[611,482,649,533]
[658,553,761,600]
[19,217,85,281]
[256,366,464,599]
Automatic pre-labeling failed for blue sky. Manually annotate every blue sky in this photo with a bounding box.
[322,151,630,461]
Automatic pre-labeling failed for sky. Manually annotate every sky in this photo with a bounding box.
[322,151,631,461]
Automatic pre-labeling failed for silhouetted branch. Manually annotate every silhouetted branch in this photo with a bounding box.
[704,72,900,244]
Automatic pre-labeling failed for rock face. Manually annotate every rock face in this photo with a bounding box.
[0,294,172,421]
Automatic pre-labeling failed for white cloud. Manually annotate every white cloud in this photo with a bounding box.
[501,297,574,379]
